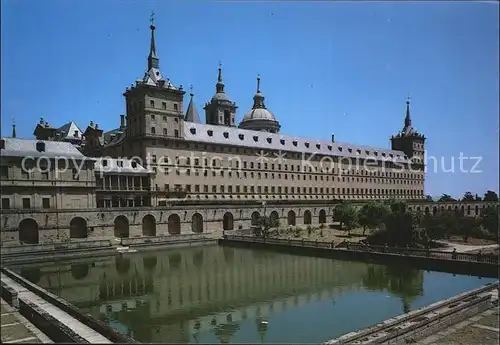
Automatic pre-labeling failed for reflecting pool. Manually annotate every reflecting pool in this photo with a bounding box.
[15,245,495,343]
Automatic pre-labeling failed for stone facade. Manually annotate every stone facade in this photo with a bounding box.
[0,20,494,246]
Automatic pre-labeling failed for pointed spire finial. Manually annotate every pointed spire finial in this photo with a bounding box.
[257,74,261,93]
[404,95,412,129]
[147,11,159,70]
[217,61,223,83]
[150,10,155,27]
[190,84,194,98]
[12,116,16,138]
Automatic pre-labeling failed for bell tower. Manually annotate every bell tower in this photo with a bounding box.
[390,98,425,164]
[204,64,238,127]
[122,13,186,156]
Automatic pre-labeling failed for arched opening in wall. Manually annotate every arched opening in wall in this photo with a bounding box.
[319,209,327,224]
[432,206,437,215]
[269,211,279,226]
[454,205,459,211]
[251,212,260,226]
[424,207,429,215]
[467,205,471,215]
[142,215,156,236]
[71,263,89,280]
[448,206,452,211]
[461,205,465,215]
[143,256,157,272]
[191,213,204,233]
[407,207,412,213]
[475,205,479,215]
[19,219,39,244]
[70,217,88,239]
[114,216,129,238]
[20,267,41,284]
[440,206,445,212]
[193,250,204,268]
[287,210,296,226]
[168,214,181,234]
[223,212,234,231]
[416,207,421,212]
[303,210,312,225]
[115,256,131,274]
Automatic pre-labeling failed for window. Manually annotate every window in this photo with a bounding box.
[41,171,49,180]
[163,128,167,135]
[174,104,178,111]
[150,100,155,107]
[162,102,167,109]
[42,198,50,209]
[174,130,179,137]
[72,168,79,180]
[1,198,10,209]
[0,166,8,178]
[151,127,156,134]
[22,198,31,209]
[151,114,155,120]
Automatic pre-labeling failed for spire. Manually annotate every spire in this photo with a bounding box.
[404,96,411,128]
[11,117,16,138]
[252,74,266,109]
[185,86,201,123]
[216,61,225,93]
[147,11,159,70]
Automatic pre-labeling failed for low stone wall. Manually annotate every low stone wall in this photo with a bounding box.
[2,268,138,343]
[1,239,113,255]
[324,282,498,344]
[1,280,19,308]
[220,236,499,278]
[18,298,88,343]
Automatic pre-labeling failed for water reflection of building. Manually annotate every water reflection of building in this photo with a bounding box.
[18,246,375,342]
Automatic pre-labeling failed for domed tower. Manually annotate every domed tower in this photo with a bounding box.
[239,75,280,133]
[204,65,238,127]
[390,98,425,164]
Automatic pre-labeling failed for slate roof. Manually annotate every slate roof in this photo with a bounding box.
[185,94,201,123]
[183,122,410,163]
[55,121,83,141]
[93,157,150,174]
[1,137,86,158]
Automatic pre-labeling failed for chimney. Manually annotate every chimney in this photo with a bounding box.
[74,130,79,138]
[120,114,125,128]
[95,123,99,130]
[39,117,44,125]
[331,134,335,143]
[90,120,94,127]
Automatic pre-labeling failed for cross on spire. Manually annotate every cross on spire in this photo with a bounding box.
[150,11,155,26]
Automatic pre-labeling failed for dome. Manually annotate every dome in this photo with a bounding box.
[242,108,277,122]
[211,92,230,102]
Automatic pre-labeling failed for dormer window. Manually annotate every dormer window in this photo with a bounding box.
[0,139,4,150]
[389,153,394,158]
[131,161,137,168]
[102,159,108,167]
[73,130,79,138]
[266,138,272,144]
[223,132,229,139]
[36,141,46,152]
[365,150,370,155]
[382,152,386,157]
[253,136,259,142]
[238,134,244,140]
[118,160,124,168]
[190,128,196,135]
[292,140,298,146]
[280,139,285,145]
[207,130,213,137]
[338,146,343,152]
[348,148,352,153]
[316,144,321,149]
[327,145,332,151]
[304,142,310,148]
[374,151,378,156]
[357,149,361,155]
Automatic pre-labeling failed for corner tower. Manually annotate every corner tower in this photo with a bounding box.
[390,98,425,163]
[204,65,238,126]
[123,17,186,151]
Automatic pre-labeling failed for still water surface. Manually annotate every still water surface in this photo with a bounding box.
[16,245,494,343]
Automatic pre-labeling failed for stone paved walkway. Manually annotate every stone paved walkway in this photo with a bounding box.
[418,305,499,345]
[1,298,52,343]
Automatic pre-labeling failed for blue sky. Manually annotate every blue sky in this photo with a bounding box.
[1,1,498,198]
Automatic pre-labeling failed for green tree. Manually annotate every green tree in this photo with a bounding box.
[458,216,480,242]
[253,215,280,238]
[463,191,475,201]
[475,194,482,201]
[484,190,499,202]
[480,206,499,236]
[332,203,358,234]
[424,195,434,202]
[358,201,390,235]
[438,194,456,202]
